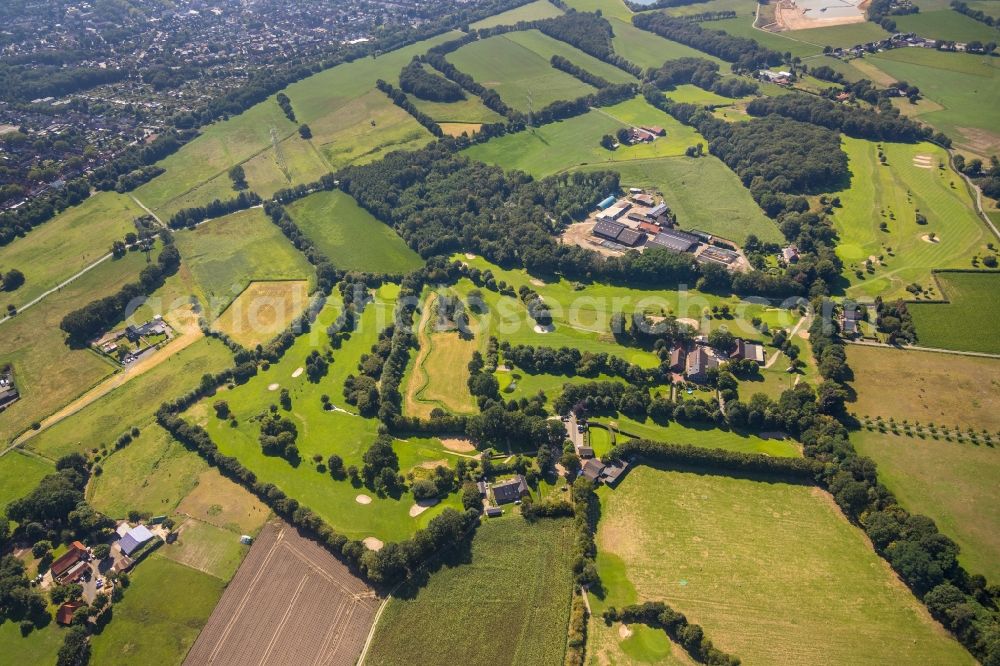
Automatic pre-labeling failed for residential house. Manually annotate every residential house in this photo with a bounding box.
[492,475,529,504]
[685,347,719,383]
[731,339,766,364]
[56,602,83,626]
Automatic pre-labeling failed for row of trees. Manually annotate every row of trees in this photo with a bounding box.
[89,131,186,192]
[399,58,466,102]
[376,79,444,137]
[951,0,998,26]
[604,601,741,665]
[550,55,612,89]
[0,178,91,246]
[166,191,262,229]
[647,57,757,99]
[632,13,782,72]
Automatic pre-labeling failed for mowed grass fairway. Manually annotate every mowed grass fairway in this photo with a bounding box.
[88,553,226,666]
[174,207,314,316]
[0,250,149,444]
[188,286,463,542]
[25,336,234,459]
[0,191,143,309]
[365,517,575,666]
[846,344,1000,432]
[446,32,602,112]
[867,48,1000,156]
[285,189,423,273]
[907,271,1000,354]
[596,466,974,664]
[0,450,52,508]
[212,280,311,348]
[853,429,1000,581]
[574,156,783,244]
[403,291,482,418]
[830,138,987,300]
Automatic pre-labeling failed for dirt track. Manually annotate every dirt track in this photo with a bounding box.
[184,520,381,666]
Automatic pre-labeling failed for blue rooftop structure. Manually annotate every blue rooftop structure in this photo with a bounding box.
[597,195,616,210]
[119,525,154,556]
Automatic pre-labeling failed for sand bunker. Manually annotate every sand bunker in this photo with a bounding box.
[267,383,280,391]
[363,537,384,551]
[355,494,373,505]
[409,499,440,517]
[441,437,476,453]
[465,253,477,259]
[677,317,700,330]
[530,278,546,287]
[912,154,934,169]
[921,234,941,244]
[292,367,303,378]
[534,324,554,334]
[619,624,633,639]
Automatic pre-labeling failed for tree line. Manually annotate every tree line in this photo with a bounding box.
[550,55,613,89]
[376,79,445,138]
[604,601,741,666]
[399,58,466,102]
[647,57,758,99]
[951,0,998,27]
[632,13,782,72]
[166,191,262,229]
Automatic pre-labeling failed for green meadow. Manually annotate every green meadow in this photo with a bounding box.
[853,429,1000,582]
[894,9,1000,42]
[0,450,52,508]
[665,82,736,106]
[908,271,1000,354]
[174,207,315,316]
[410,95,505,124]
[784,21,889,47]
[573,156,784,244]
[240,133,332,199]
[830,138,987,300]
[446,32,601,112]
[702,17,823,58]
[470,0,564,28]
[0,620,65,666]
[596,465,975,665]
[0,191,143,309]
[187,285,463,543]
[365,517,575,666]
[285,189,424,274]
[610,16,727,69]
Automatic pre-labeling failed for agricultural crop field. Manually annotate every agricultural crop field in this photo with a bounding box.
[867,48,1000,156]
[573,156,784,244]
[595,465,974,664]
[829,138,988,300]
[470,0,564,27]
[365,517,575,666]
[285,189,423,273]
[894,9,1000,42]
[186,520,380,666]
[174,208,315,316]
[853,429,1000,581]
[907,272,1000,354]
[446,32,603,112]
[188,286,463,542]
[0,192,143,309]
[846,344,1000,432]
[24,336,234,459]
[211,280,311,348]
[88,553,227,666]
[0,250,149,444]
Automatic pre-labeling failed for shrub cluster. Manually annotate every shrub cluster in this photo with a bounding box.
[399,58,465,102]
[604,601,741,665]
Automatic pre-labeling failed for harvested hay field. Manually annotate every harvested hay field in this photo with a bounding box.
[846,344,1000,432]
[184,520,380,666]
[211,280,310,348]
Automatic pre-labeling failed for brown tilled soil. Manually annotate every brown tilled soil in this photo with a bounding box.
[183,520,380,666]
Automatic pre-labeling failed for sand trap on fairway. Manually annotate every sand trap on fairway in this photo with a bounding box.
[355,494,372,505]
[619,624,633,639]
[267,383,280,391]
[534,324,554,334]
[363,537,384,551]
[465,253,477,259]
[912,154,933,169]
[292,367,303,378]
[530,278,546,287]
[441,437,476,453]
[921,234,941,244]
[677,317,700,330]
[409,498,440,517]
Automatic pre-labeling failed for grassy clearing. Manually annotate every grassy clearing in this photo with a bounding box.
[665,83,735,106]
[0,620,65,666]
[596,465,974,664]
[160,518,250,581]
[410,96,505,124]
[867,48,1000,156]
[573,156,783,244]
[703,17,823,58]
[403,291,482,418]
[366,517,575,666]
[610,17,727,69]
[87,426,208,518]
[503,29,638,84]
[174,207,315,316]
[188,286,463,542]
[853,429,1000,582]
[846,344,1000,432]
[447,32,599,112]
[212,280,311,349]
[240,134,331,198]
[830,138,987,300]
[88,553,226,666]
[894,9,1000,42]
[0,251,148,444]
[462,99,704,177]
[471,0,564,28]
[908,272,1000,354]
[0,450,52,508]
[0,192,143,309]
[175,468,271,534]
[784,21,889,47]
[26,336,233,459]
[285,189,423,273]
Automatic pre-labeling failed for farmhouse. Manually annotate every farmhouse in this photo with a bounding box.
[581,458,605,483]
[56,601,84,626]
[117,524,154,556]
[642,125,666,137]
[0,369,19,411]
[580,457,631,486]
[685,347,719,383]
[842,306,864,337]
[50,541,89,582]
[124,315,167,343]
[668,344,687,373]
[647,229,698,254]
[629,127,656,143]
[492,475,529,504]
[782,245,800,264]
[731,339,766,364]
